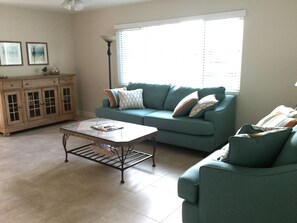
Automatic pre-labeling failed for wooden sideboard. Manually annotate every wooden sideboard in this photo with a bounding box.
[0,74,77,136]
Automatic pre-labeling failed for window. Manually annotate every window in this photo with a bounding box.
[115,10,245,93]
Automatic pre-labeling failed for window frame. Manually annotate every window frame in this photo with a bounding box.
[114,10,246,94]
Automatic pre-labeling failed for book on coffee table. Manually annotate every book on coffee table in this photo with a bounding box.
[91,123,123,132]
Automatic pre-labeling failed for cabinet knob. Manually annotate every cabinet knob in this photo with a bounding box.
[10,84,14,87]
[25,83,29,85]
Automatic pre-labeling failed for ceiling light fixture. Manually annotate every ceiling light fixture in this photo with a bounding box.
[62,0,84,11]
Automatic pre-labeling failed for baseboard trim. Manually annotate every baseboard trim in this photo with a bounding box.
[77,111,96,118]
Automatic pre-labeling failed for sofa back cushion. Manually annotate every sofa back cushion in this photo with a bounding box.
[198,87,226,101]
[225,124,292,167]
[164,86,200,111]
[273,126,297,166]
[127,83,170,110]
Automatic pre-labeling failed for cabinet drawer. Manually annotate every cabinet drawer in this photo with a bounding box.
[3,81,22,90]
[23,78,58,88]
[60,77,74,84]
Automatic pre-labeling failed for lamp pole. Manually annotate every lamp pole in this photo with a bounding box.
[101,35,116,89]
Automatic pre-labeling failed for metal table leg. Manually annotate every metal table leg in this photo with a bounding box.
[121,146,125,184]
[152,137,157,167]
[62,134,70,162]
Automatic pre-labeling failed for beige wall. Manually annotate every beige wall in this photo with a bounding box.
[74,0,297,128]
[0,5,75,76]
[1,1,297,130]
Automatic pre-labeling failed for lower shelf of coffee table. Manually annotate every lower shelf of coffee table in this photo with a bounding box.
[67,144,153,170]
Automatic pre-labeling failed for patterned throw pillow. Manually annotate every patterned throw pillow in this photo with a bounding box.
[104,87,127,107]
[256,105,297,127]
[118,89,145,110]
[225,124,292,167]
[189,94,218,118]
[172,91,198,117]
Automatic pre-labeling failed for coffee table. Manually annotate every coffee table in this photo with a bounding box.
[60,118,158,183]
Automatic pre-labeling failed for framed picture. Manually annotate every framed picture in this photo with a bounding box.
[26,42,49,65]
[0,41,23,66]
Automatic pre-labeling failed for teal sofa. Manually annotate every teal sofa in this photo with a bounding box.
[95,83,236,153]
[178,125,297,223]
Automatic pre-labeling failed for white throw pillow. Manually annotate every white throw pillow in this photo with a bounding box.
[118,89,145,110]
[189,94,218,118]
[256,105,297,127]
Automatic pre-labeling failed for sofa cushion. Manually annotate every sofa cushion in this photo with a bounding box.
[172,91,198,117]
[95,107,158,125]
[127,83,170,110]
[189,94,218,118]
[103,87,127,108]
[118,89,145,110]
[164,86,200,111]
[144,110,214,136]
[198,87,225,101]
[225,124,292,167]
[273,126,297,166]
[257,114,297,128]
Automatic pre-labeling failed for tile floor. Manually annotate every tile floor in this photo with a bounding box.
[0,120,205,223]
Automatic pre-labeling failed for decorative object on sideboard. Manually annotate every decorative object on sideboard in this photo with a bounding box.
[26,42,49,65]
[62,0,84,11]
[101,35,116,89]
[0,41,23,66]
[50,65,60,75]
[42,67,48,75]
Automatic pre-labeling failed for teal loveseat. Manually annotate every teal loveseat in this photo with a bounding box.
[95,83,236,153]
[178,125,297,223]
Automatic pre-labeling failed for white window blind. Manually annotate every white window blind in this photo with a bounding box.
[115,10,245,93]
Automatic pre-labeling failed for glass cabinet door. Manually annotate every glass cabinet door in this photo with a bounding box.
[61,86,74,114]
[4,91,24,126]
[25,89,43,121]
[43,87,59,117]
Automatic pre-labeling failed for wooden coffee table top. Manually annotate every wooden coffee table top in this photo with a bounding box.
[60,118,158,147]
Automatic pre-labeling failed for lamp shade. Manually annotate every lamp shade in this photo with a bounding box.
[101,35,116,43]
[295,82,297,86]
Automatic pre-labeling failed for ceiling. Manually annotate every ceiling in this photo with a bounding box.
[0,0,153,12]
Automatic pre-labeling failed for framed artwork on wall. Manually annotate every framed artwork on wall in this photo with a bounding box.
[26,42,49,65]
[0,41,23,66]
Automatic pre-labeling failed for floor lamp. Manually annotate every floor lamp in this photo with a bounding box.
[101,35,116,89]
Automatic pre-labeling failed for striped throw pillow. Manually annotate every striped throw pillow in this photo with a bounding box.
[172,91,198,117]
[104,87,127,107]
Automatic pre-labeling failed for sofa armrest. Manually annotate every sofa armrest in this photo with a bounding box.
[198,161,297,223]
[178,149,225,203]
[102,98,110,107]
[204,95,236,149]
